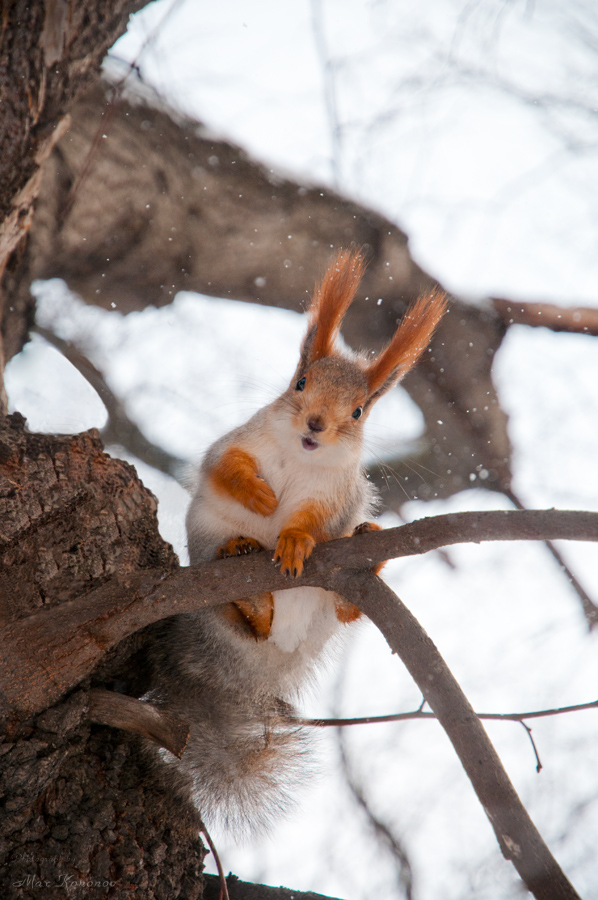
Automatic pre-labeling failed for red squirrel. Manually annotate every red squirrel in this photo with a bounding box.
[150,250,447,834]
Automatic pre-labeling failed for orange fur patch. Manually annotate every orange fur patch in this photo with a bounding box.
[308,249,366,362]
[220,593,275,640]
[366,287,448,395]
[334,597,363,624]
[210,446,278,516]
[274,501,330,577]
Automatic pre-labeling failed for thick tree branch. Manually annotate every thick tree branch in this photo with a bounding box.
[493,298,598,336]
[1,508,596,719]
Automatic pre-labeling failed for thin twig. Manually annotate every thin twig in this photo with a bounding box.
[200,822,230,900]
[296,698,598,728]
[506,487,598,629]
[33,325,185,481]
[520,721,543,774]
[338,729,414,900]
[310,0,342,186]
[60,0,188,224]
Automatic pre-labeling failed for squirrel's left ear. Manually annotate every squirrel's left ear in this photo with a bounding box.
[299,249,366,369]
[364,288,448,405]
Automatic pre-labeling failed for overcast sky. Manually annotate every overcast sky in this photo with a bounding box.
[6,2,598,898]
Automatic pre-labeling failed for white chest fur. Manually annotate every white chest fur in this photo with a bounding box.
[269,586,339,655]
[187,414,364,655]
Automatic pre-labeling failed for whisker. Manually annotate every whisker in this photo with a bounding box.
[366,450,413,502]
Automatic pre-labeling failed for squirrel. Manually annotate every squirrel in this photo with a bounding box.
[149,249,447,835]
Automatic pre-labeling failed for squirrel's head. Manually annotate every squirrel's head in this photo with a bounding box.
[280,249,448,461]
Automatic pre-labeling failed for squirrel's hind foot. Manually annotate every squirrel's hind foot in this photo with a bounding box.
[217,536,265,558]
[352,521,385,574]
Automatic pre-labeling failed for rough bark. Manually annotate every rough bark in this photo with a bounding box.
[1,697,207,900]
[0,412,210,898]
[0,413,177,626]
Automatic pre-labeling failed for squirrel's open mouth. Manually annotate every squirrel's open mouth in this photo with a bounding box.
[301,436,320,451]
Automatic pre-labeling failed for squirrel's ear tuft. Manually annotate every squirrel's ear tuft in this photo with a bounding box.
[300,249,366,366]
[365,287,448,402]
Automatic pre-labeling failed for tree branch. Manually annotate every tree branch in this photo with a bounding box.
[1,508,596,718]
[505,487,598,628]
[33,325,185,480]
[202,874,343,900]
[493,298,598,336]
[327,569,581,899]
[298,698,598,727]
[87,688,189,757]
[2,509,591,897]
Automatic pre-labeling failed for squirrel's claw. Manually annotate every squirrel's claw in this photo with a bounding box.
[218,536,265,558]
[274,529,316,577]
[352,521,386,574]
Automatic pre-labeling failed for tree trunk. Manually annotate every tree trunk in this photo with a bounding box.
[0,413,210,898]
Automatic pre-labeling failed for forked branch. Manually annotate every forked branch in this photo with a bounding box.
[326,569,581,900]
[2,508,592,899]
[1,508,596,718]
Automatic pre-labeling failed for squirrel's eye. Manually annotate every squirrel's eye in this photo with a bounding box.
[296,377,306,391]
[352,406,363,420]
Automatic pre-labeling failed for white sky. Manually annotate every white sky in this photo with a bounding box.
[5,2,598,898]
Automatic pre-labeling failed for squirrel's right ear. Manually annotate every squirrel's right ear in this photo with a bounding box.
[298,249,365,369]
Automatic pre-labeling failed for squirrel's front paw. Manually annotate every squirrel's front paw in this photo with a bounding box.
[274,528,316,578]
[247,477,278,517]
[217,536,264,558]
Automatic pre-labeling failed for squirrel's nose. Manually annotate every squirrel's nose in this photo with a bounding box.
[307,416,325,433]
